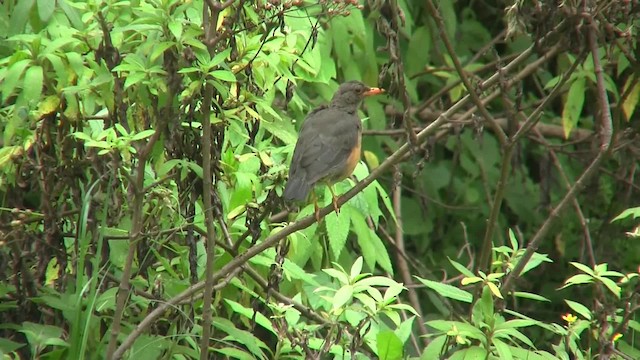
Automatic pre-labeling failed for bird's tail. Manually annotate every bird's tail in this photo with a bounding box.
[283,177,311,201]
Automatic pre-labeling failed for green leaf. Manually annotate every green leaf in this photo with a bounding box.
[130,129,156,141]
[415,276,473,303]
[350,256,364,280]
[322,268,349,285]
[565,299,592,320]
[561,274,593,288]
[9,0,35,36]
[376,330,403,360]
[58,0,83,29]
[224,300,276,336]
[599,277,621,298]
[23,65,43,105]
[332,285,353,310]
[562,77,585,138]
[449,258,476,278]
[492,338,513,360]
[209,70,237,82]
[325,204,350,260]
[168,20,182,40]
[421,335,447,360]
[36,0,55,22]
[405,26,431,77]
[622,76,640,121]
[212,317,268,360]
[513,291,550,302]
[2,59,31,102]
[570,261,595,275]
[612,207,640,222]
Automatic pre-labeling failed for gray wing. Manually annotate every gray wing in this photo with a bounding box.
[294,108,360,184]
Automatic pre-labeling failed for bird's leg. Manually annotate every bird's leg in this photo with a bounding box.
[312,191,321,222]
[328,185,340,215]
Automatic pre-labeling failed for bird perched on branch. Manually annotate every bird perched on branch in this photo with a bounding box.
[283,81,385,221]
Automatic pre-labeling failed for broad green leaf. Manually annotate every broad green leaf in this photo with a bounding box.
[36,0,55,22]
[2,59,31,102]
[420,335,447,360]
[168,20,182,40]
[325,201,350,260]
[562,77,585,138]
[376,330,403,360]
[209,70,237,82]
[212,317,268,360]
[599,277,621,298]
[9,0,35,36]
[565,299,592,320]
[23,65,43,105]
[492,338,514,360]
[415,276,473,303]
[322,268,349,285]
[332,285,353,310]
[224,300,276,336]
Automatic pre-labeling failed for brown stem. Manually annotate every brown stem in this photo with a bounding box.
[502,9,613,294]
[390,166,429,349]
[113,33,554,356]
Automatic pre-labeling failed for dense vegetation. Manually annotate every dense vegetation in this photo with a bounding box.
[1,0,639,359]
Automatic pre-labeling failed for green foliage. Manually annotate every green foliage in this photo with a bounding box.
[1,0,639,359]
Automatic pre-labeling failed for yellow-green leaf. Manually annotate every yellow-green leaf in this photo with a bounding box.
[622,75,640,121]
[487,282,503,299]
[561,77,586,138]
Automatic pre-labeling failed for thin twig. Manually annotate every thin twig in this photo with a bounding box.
[502,8,613,294]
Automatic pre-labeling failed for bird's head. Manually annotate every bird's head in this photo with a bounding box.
[330,81,385,110]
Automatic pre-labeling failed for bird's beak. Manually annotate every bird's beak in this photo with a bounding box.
[364,87,385,96]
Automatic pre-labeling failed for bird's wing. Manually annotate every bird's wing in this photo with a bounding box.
[294,108,360,185]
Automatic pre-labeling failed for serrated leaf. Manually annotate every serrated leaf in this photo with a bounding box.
[325,205,350,260]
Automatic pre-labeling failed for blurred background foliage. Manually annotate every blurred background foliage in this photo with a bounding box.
[0,0,639,359]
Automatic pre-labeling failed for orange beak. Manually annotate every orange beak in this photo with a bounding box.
[364,87,385,96]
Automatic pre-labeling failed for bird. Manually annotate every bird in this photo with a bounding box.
[283,81,385,221]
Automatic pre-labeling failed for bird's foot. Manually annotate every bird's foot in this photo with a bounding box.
[332,196,340,215]
[314,200,321,223]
